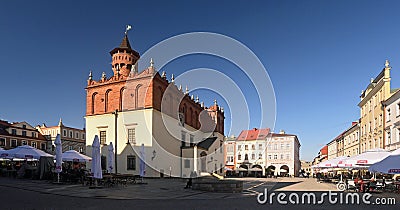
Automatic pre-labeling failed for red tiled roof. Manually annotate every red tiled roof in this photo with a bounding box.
[236,128,270,141]
[320,145,328,156]
[270,133,296,137]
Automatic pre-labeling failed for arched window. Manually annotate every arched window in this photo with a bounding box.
[135,84,142,109]
[91,92,98,114]
[195,111,198,128]
[158,86,163,110]
[105,89,112,112]
[189,107,193,127]
[119,87,125,111]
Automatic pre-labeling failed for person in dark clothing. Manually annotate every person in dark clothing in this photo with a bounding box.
[185,178,192,189]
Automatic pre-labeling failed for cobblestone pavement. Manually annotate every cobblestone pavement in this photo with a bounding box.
[0,177,399,209]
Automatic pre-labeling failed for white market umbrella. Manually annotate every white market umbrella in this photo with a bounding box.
[55,134,62,183]
[249,167,263,172]
[338,148,390,168]
[139,144,145,177]
[317,156,348,168]
[1,145,53,160]
[91,135,102,179]
[369,148,400,174]
[107,142,114,173]
[62,150,91,162]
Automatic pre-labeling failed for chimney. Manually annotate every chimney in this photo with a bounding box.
[279,130,285,134]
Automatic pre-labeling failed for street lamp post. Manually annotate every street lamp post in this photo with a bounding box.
[113,109,118,174]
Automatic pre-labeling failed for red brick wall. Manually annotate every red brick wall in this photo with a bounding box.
[86,64,224,135]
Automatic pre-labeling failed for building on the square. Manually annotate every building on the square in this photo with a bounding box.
[383,90,400,151]
[0,120,48,150]
[343,121,360,157]
[84,31,224,178]
[224,135,236,172]
[36,118,86,154]
[336,133,345,157]
[265,130,301,177]
[300,160,313,176]
[327,138,337,160]
[314,145,328,164]
[234,128,270,176]
[358,60,395,153]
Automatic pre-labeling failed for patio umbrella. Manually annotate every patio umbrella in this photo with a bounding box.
[318,156,348,168]
[338,148,390,168]
[55,134,62,183]
[62,150,91,162]
[369,148,400,174]
[139,144,145,177]
[91,135,102,180]
[2,145,53,160]
[107,142,114,173]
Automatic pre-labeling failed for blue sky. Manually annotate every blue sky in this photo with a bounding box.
[2,0,400,161]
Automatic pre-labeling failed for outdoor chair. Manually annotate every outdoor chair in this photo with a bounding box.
[346,180,358,192]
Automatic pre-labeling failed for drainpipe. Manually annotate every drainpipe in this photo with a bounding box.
[113,109,118,174]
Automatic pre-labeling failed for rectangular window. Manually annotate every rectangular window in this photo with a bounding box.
[31,132,35,138]
[41,143,46,150]
[0,138,5,146]
[252,144,255,150]
[258,153,262,159]
[22,125,26,129]
[184,159,190,168]
[227,156,234,163]
[286,143,290,149]
[100,131,106,145]
[181,131,186,147]
[127,155,136,170]
[251,153,255,160]
[238,154,241,160]
[245,145,248,150]
[22,131,26,136]
[190,134,194,146]
[268,154,272,160]
[31,141,37,148]
[387,109,391,121]
[11,139,17,147]
[397,104,400,116]
[274,154,277,159]
[63,130,67,137]
[69,145,73,150]
[273,144,277,150]
[280,154,284,159]
[22,140,27,145]
[82,133,85,140]
[75,132,79,139]
[128,128,136,144]
[286,154,290,160]
[69,131,73,138]
[369,122,371,132]
[258,144,262,150]
[227,145,233,153]
[237,145,241,151]
[281,143,284,149]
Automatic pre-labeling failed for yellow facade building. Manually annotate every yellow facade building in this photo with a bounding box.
[343,122,360,157]
[358,60,394,153]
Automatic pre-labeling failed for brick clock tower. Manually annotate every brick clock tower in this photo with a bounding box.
[85,29,225,178]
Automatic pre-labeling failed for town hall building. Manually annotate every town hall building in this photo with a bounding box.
[85,30,225,178]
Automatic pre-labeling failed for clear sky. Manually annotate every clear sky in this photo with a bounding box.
[2,0,400,161]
